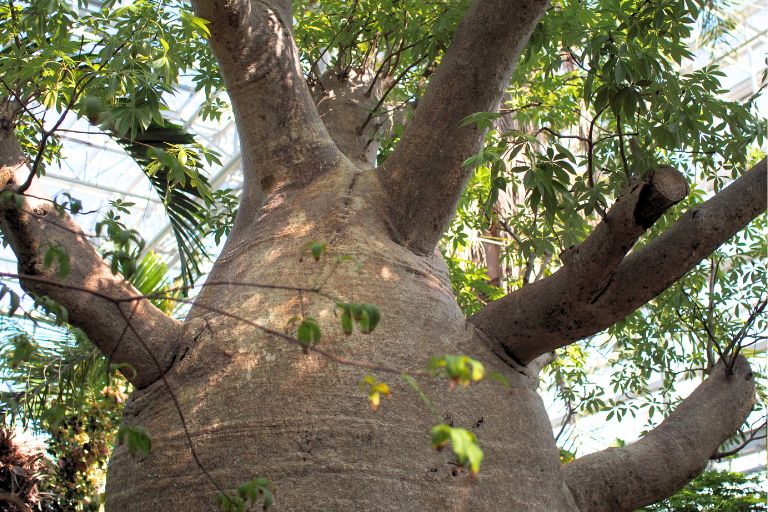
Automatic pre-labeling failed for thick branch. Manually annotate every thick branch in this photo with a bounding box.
[0,127,181,388]
[314,68,387,169]
[378,0,550,254]
[560,167,688,278]
[564,356,756,511]
[191,0,342,210]
[592,157,766,324]
[470,165,700,363]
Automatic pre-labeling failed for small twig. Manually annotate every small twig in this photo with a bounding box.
[727,298,767,367]
[534,253,552,282]
[554,401,576,443]
[365,35,431,97]
[498,101,543,115]
[357,54,428,135]
[586,107,606,188]
[522,250,537,286]
[616,114,629,179]
[687,293,726,364]
[17,73,96,193]
[711,420,767,459]
[705,258,719,370]
[539,126,589,142]
[0,272,431,378]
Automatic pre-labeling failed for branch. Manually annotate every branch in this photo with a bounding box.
[563,356,756,512]
[190,0,342,206]
[378,0,550,254]
[315,68,390,169]
[711,419,767,459]
[0,126,180,388]
[470,165,693,363]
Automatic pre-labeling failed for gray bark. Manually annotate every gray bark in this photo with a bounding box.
[379,0,550,254]
[190,0,343,221]
[0,0,762,510]
[0,123,181,388]
[565,356,756,511]
[314,68,390,169]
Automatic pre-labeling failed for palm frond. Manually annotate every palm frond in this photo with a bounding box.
[113,122,211,289]
[80,97,217,289]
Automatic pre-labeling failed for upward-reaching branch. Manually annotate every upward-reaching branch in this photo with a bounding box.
[564,356,756,512]
[0,124,181,389]
[378,0,550,254]
[470,159,767,364]
[191,0,342,210]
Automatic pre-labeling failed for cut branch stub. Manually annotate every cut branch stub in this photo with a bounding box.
[633,166,689,228]
[563,166,688,282]
[469,160,765,365]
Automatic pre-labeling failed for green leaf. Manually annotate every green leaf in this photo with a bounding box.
[187,15,211,37]
[336,303,381,334]
[86,104,218,290]
[486,371,510,390]
[117,425,152,456]
[224,478,272,511]
[340,306,353,335]
[301,241,327,261]
[296,318,321,351]
[431,424,484,475]
[216,493,244,512]
[43,244,70,278]
[355,304,380,334]
[8,334,36,368]
[429,355,486,388]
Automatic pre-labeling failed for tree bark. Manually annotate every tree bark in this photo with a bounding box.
[0,122,180,389]
[314,68,389,169]
[106,184,580,510]
[564,356,756,511]
[0,1,763,509]
[469,159,766,364]
[379,0,550,254]
[190,0,343,215]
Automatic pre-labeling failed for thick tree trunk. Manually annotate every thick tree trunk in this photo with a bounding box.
[0,1,760,510]
[106,163,579,510]
[102,150,758,511]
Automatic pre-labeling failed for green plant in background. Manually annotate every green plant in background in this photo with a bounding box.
[639,470,767,512]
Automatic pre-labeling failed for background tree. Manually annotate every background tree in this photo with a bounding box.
[0,0,765,510]
[640,470,767,512]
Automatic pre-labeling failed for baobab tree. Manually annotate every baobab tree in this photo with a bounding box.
[0,0,765,510]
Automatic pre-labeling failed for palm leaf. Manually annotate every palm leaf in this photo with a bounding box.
[80,97,215,289]
[117,121,210,289]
